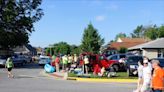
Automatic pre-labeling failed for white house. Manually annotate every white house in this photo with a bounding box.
[128,38,164,59]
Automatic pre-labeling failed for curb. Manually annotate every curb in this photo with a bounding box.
[67,77,137,83]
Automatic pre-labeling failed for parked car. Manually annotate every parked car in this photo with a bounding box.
[19,55,32,63]
[106,54,127,71]
[12,55,26,66]
[125,55,143,76]
[0,55,8,66]
[151,58,164,68]
[38,56,51,66]
[80,53,126,72]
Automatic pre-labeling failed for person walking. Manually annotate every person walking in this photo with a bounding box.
[140,59,152,92]
[144,56,152,71]
[137,60,144,92]
[5,57,14,78]
[151,60,164,92]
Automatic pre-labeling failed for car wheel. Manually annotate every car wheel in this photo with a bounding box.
[113,65,119,72]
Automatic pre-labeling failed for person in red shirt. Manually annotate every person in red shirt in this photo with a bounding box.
[55,56,60,72]
[93,64,101,76]
[151,60,164,92]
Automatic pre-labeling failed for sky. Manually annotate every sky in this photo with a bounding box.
[29,0,164,48]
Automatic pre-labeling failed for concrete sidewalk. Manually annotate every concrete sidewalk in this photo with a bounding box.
[40,71,137,83]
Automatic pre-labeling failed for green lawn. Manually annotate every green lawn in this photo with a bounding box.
[68,72,137,79]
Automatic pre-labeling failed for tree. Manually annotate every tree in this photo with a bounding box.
[118,47,127,53]
[115,32,127,41]
[0,0,43,49]
[46,42,71,55]
[159,25,164,38]
[144,25,159,40]
[131,25,145,38]
[81,23,104,54]
[70,45,81,55]
[46,42,82,55]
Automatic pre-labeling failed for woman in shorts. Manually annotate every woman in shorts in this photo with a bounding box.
[5,57,14,78]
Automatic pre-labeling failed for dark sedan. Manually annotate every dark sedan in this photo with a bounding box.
[125,55,143,76]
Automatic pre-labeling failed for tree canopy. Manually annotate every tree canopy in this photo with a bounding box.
[46,42,81,56]
[131,24,164,40]
[131,25,145,38]
[81,23,104,54]
[0,0,43,49]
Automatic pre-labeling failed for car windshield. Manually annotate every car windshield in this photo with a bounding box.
[127,56,143,63]
[107,55,117,60]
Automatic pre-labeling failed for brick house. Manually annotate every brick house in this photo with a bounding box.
[104,38,149,55]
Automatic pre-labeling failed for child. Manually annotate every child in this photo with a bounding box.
[5,57,14,78]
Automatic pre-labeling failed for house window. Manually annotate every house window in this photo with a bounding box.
[158,49,164,58]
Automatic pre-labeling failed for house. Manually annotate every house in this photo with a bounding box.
[103,38,149,55]
[117,38,149,43]
[128,38,164,59]
[0,48,13,55]
[35,47,45,55]
[13,44,37,56]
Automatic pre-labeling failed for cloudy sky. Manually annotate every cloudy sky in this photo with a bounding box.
[29,0,164,47]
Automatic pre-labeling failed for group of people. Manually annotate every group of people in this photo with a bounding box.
[135,57,164,92]
[50,54,90,74]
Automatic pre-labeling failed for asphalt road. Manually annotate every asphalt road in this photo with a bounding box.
[0,63,136,92]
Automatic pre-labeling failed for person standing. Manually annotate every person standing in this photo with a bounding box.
[51,54,56,67]
[55,55,60,72]
[84,56,89,74]
[62,55,68,71]
[73,54,78,64]
[5,57,14,78]
[140,60,152,92]
[151,60,164,92]
[68,54,73,69]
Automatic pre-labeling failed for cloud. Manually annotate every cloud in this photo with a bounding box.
[91,0,103,5]
[81,0,103,6]
[105,3,119,11]
[95,15,106,21]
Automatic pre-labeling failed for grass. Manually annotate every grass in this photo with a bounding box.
[68,72,137,79]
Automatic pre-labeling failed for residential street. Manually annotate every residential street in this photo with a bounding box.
[0,63,136,92]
